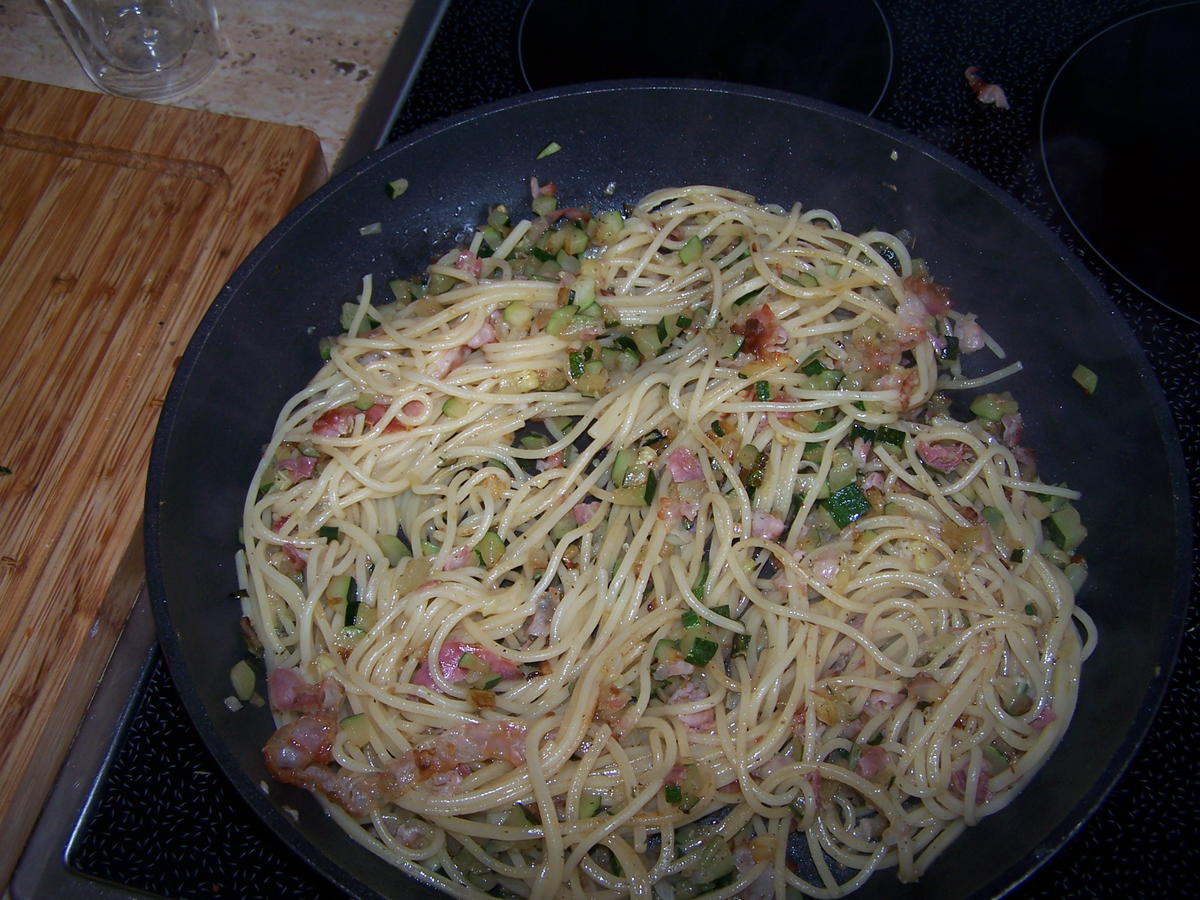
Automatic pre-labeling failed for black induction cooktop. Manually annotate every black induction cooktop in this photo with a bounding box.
[16,1,1199,898]
[517,0,892,115]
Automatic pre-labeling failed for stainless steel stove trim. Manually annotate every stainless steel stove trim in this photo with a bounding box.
[11,589,160,900]
[337,0,453,172]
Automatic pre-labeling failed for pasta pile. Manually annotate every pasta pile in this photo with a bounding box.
[238,185,1093,899]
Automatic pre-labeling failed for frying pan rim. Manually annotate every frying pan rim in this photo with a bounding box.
[145,77,1193,899]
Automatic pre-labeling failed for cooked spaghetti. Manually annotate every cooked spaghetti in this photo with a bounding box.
[237,184,1094,899]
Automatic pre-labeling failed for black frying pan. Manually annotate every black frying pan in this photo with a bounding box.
[146,82,1191,899]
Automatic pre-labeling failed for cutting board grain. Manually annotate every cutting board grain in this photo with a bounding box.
[0,75,326,886]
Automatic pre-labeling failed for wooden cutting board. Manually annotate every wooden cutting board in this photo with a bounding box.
[0,75,326,886]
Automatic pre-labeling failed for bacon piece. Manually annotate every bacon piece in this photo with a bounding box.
[277,455,316,482]
[312,405,356,437]
[954,313,986,351]
[653,658,695,680]
[864,690,906,716]
[383,817,429,849]
[595,686,633,724]
[263,712,336,778]
[902,275,953,316]
[299,765,397,818]
[732,303,788,359]
[594,684,638,737]
[412,639,523,688]
[430,345,470,378]
[240,616,263,655]
[657,495,699,524]
[789,706,807,739]
[667,680,716,731]
[526,593,558,638]
[751,511,786,540]
[917,440,973,472]
[572,501,600,525]
[664,764,687,786]
[873,368,920,410]
[809,549,841,584]
[279,543,308,571]
[852,436,872,467]
[441,544,474,571]
[1001,412,1024,447]
[752,754,794,781]
[855,744,892,781]
[466,320,497,348]
[362,403,389,427]
[893,296,934,348]
[906,672,947,704]
[454,251,482,278]
[264,716,528,817]
[965,66,1010,109]
[1001,412,1036,467]
[950,765,994,803]
[855,332,906,370]
[547,206,591,223]
[576,323,605,341]
[361,400,422,434]
[413,720,528,777]
[806,769,824,797]
[1030,704,1057,730]
[666,447,704,483]
[267,667,344,713]
[536,450,564,472]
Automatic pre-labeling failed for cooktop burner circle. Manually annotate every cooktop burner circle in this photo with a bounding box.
[1040,1,1199,323]
[518,0,892,115]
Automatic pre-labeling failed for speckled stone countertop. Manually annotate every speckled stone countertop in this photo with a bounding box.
[0,0,414,167]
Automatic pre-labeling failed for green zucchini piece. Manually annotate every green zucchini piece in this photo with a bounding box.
[340,712,371,746]
[653,638,681,661]
[389,278,413,301]
[545,304,578,336]
[578,791,602,818]
[325,574,354,605]
[692,559,710,600]
[969,392,1019,422]
[1046,505,1087,552]
[1072,364,1098,395]
[503,300,533,328]
[475,531,506,568]
[874,424,906,448]
[377,534,411,566]
[731,632,750,658]
[684,636,718,666]
[678,235,702,265]
[230,660,255,702]
[442,397,469,418]
[611,448,635,488]
[531,192,557,217]
[824,482,870,528]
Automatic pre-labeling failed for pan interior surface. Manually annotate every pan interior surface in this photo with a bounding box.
[146,82,1190,900]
